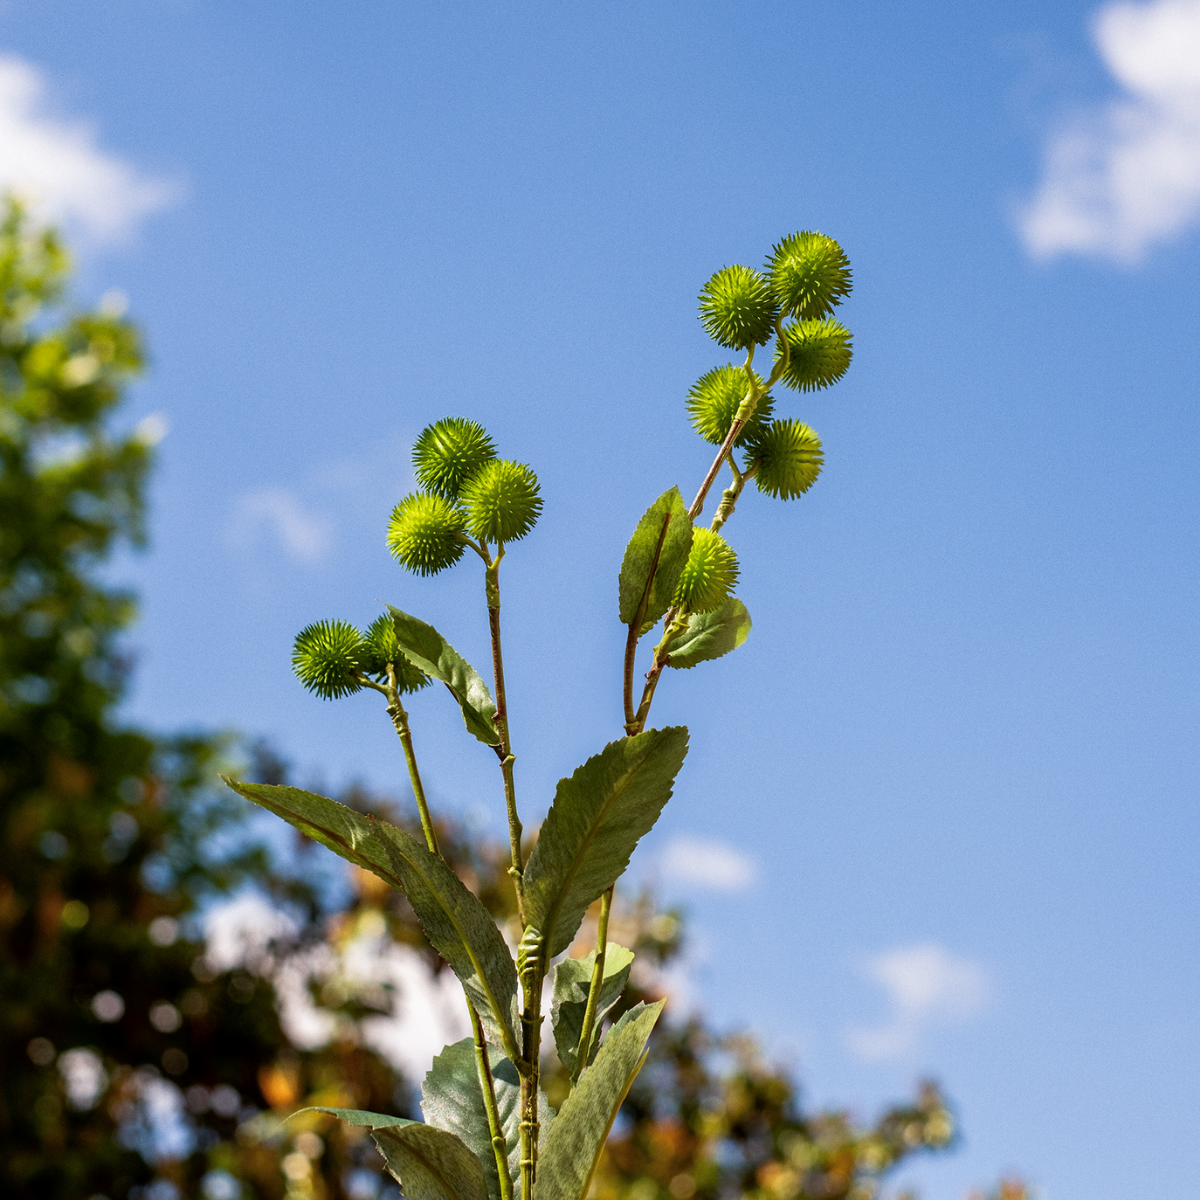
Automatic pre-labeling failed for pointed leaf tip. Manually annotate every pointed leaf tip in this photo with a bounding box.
[534,1000,665,1200]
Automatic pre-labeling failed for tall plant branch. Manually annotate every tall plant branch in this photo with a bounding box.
[629,320,792,735]
[483,546,526,924]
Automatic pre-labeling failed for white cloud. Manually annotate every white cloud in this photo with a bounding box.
[1018,0,1200,262]
[228,486,333,564]
[0,54,177,242]
[660,835,758,892]
[845,942,988,1061]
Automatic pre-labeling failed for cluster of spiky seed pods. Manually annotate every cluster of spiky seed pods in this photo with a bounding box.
[387,417,543,576]
[671,231,853,613]
[292,615,432,699]
[690,230,850,502]
[292,417,545,695]
[292,231,851,696]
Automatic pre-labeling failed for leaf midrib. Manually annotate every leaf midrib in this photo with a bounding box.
[536,745,662,969]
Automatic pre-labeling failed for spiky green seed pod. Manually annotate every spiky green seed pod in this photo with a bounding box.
[412,417,497,499]
[358,615,432,693]
[686,365,775,447]
[674,528,739,614]
[745,419,824,499]
[774,318,852,392]
[765,231,852,321]
[460,459,542,544]
[387,491,468,575]
[698,265,779,350]
[292,619,367,699]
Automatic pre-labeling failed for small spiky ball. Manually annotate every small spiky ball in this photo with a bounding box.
[412,417,497,499]
[387,492,468,575]
[460,459,542,544]
[292,619,366,699]
[765,232,852,321]
[775,318,853,392]
[674,528,739,614]
[686,365,775,447]
[358,614,432,693]
[698,265,779,350]
[745,419,824,499]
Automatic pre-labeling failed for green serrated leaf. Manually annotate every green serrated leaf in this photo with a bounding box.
[533,1001,665,1200]
[222,780,520,1060]
[306,1107,488,1200]
[422,1039,553,1200]
[661,597,752,669]
[522,728,688,970]
[551,943,635,1074]
[385,605,500,746]
[617,487,693,628]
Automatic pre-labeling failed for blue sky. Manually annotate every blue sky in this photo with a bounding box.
[2,2,1198,1197]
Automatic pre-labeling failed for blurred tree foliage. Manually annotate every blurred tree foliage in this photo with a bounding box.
[0,200,1025,1200]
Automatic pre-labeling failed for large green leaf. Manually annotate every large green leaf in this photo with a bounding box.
[551,943,635,1075]
[617,487,693,628]
[422,1039,553,1200]
[661,597,752,669]
[533,1001,665,1200]
[521,728,688,966]
[222,780,520,1059]
[386,605,499,746]
[306,1107,488,1200]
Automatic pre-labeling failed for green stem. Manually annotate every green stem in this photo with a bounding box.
[470,1003,514,1200]
[571,885,613,1083]
[381,665,441,858]
[711,457,748,534]
[355,671,441,856]
[484,548,526,925]
[518,958,543,1200]
[627,610,688,736]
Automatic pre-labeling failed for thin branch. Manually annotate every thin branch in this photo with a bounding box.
[571,886,614,1083]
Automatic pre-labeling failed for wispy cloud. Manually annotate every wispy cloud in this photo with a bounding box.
[845,942,989,1061]
[660,835,758,892]
[0,53,177,242]
[227,487,333,564]
[1018,0,1200,262]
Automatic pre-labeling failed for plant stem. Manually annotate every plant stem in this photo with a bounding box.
[382,665,441,858]
[711,458,750,535]
[471,1003,514,1200]
[483,548,526,924]
[518,963,543,1200]
[571,885,613,1083]
[627,611,687,735]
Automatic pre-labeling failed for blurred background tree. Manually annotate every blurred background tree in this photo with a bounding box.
[0,201,1027,1200]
